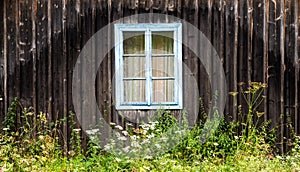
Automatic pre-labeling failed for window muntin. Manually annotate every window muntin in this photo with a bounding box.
[115,23,182,110]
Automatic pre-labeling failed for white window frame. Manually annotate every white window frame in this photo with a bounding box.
[114,23,182,110]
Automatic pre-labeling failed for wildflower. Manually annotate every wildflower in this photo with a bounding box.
[110,122,116,126]
[115,158,121,162]
[118,136,127,141]
[141,139,150,144]
[155,144,161,149]
[115,125,123,130]
[160,137,167,142]
[131,135,140,140]
[144,155,153,159]
[104,144,111,150]
[228,92,239,96]
[131,141,141,148]
[122,146,130,153]
[2,128,9,131]
[213,142,219,146]
[146,133,155,139]
[256,111,264,118]
[73,128,81,132]
[126,123,133,126]
[86,128,99,135]
[122,130,129,136]
[234,136,239,140]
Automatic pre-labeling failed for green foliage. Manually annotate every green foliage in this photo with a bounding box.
[1,82,300,171]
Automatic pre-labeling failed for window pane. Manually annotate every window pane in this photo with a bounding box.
[124,80,146,102]
[152,57,174,77]
[152,80,174,103]
[124,56,145,78]
[152,32,174,54]
[123,32,145,54]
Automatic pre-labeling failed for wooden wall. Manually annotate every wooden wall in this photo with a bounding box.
[0,0,299,152]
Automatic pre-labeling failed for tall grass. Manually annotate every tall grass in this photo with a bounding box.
[0,82,300,171]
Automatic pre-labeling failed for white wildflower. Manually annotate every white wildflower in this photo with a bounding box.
[122,146,130,153]
[104,144,111,150]
[126,123,133,126]
[2,128,9,131]
[234,136,239,140]
[110,122,116,126]
[73,128,81,132]
[131,141,141,148]
[118,136,127,141]
[160,137,167,142]
[144,155,153,159]
[131,135,140,140]
[213,142,219,146]
[141,139,150,145]
[115,158,121,162]
[115,125,123,130]
[86,128,99,135]
[122,130,129,136]
[146,133,155,139]
[155,144,161,149]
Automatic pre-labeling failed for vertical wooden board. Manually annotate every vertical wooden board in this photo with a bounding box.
[80,0,97,148]
[66,0,82,148]
[212,0,226,117]
[284,0,298,151]
[237,0,250,120]
[138,0,150,23]
[19,0,34,109]
[47,0,52,125]
[278,0,285,153]
[296,0,299,134]
[181,0,199,124]
[95,0,110,145]
[224,0,237,121]
[112,0,122,125]
[6,0,18,129]
[0,0,4,123]
[198,0,211,118]
[251,0,266,125]
[36,0,49,114]
[51,0,65,151]
[16,0,35,131]
[252,1,265,82]
[267,0,282,135]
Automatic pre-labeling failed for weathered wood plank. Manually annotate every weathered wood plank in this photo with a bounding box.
[237,0,250,125]
[251,0,266,125]
[224,0,238,121]
[36,0,49,116]
[6,0,19,129]
[66,0,82,149]
[47,0,53,126]
[279,0,285,153]
[198,0,211,119]
[51,0,66,152]
[0,0,4,124]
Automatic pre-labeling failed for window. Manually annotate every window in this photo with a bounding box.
[114,23,182,110]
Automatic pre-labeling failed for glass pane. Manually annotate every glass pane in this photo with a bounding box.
[123,32,145,54]
[124,57,145,78]
[152,31,174,54]
[152,80,174,103]
[124,80,146,102]
[152,57,174,77]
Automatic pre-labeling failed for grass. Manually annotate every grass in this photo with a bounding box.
[1,82,300,171]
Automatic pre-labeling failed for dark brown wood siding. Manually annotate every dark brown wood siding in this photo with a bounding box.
[0,0,299,152]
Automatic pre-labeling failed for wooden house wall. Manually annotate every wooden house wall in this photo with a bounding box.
[0,0,299,152]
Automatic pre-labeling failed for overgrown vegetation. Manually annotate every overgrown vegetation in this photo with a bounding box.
[1,82,300,171]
